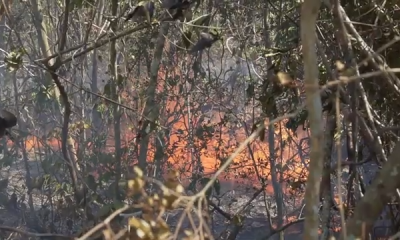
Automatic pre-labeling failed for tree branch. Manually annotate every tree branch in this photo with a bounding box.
[300,0,324,239]
[345,141,400,238]
[0,225,73,239]
[43,0,82,205]
[35,21,162,66]
[58,0,70,53]
[259,218,305,240]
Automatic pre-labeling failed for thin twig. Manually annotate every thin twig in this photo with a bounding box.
[258,218,305,240]
[0,225,73,239]
[77,205,129,240]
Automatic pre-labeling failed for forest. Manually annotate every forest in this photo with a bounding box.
[0,0,398,239]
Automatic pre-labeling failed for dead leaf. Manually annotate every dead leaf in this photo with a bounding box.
[276,71,294,87]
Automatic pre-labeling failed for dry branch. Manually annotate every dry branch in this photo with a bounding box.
[0,225,73,239]
[345,141,400,238]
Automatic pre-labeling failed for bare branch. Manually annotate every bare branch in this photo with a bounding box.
[0,225,73,239]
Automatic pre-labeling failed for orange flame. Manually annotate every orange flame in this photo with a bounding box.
[14,60,310,197]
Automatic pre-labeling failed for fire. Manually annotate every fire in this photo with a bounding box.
[14,135,60,152]
[12,57,310,198]
[151,65,308,190]
[161,96,309,193]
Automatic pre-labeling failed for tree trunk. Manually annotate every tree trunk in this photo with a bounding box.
[108,0,122,201]
[138,23,170,174]
[90,0,105,131]
[268,125,285,240]
[301,0,324,239]
[30,0,82,205]
[320,115,336,239]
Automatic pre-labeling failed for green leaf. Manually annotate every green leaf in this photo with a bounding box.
[188,14,212,38]
[0,179,8,192]
[285,109,308,132]
[17,130,30,138]
[72,0,83,9]
[0,155,14,169]
[182,30,192,50]
[137,1,152,23]
[205,187,213,199]
[189,14,211,27]
[195,125,214,140]
[233,215,244,226]
[0,192,9,206]
[334,129,343,141]
[198,177,213,199]
[117,74,126,87]
[97,202,124,220]
[346,236,358,240]
[30,176,46,190]
[111,201,125,210]
[187,179,197,192]
[213,179,221,196]
[4,48,25,72]
[97,204,112,219]
[117,180,128,188]
[103,75,126,98]
[99,171,113,183]
[195,177,221,198]
[72,0,96,9]
[103,81,113,98]
[61,182,74,193]
[91,193,106,204]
